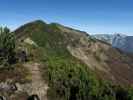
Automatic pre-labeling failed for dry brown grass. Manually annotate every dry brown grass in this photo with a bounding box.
[0,63,31,83]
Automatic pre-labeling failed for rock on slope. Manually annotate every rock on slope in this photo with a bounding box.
[15,20,133,85]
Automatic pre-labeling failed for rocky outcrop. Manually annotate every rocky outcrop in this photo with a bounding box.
[0,80,28,100]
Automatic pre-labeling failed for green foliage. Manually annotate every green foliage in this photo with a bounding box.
[46,56,99,100]
[88,36,97,43]
[0,27,16,65]
[128,87,133,100]
[30,24,69,57]
[97,81,115,100]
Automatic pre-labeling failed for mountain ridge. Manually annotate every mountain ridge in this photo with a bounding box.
[0,20,133,99]
[15,20,133,85]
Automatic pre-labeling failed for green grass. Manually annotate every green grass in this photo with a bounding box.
[47,58,99,100]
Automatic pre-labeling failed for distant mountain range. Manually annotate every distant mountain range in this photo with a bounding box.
[92,33,133,53]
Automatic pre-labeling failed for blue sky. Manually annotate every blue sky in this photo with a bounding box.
[0,0,133,35]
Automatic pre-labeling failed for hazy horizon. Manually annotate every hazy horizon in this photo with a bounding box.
[1,0,133,35]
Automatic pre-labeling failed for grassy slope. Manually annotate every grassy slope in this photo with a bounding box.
[15,20,133,100]
[15,20,102,100]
